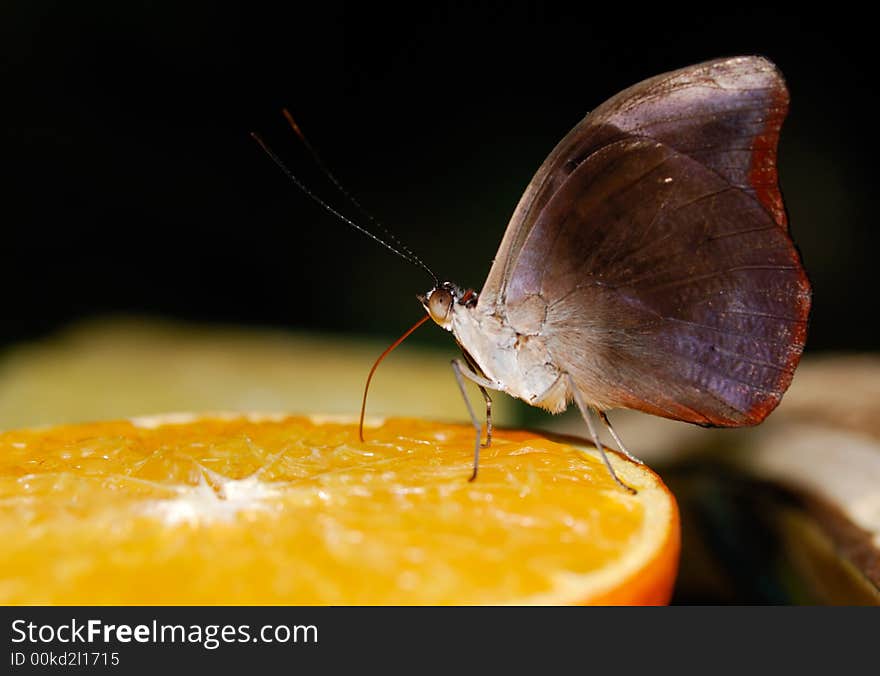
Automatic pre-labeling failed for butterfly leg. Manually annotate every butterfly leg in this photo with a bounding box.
[459,349,493,449]
[597,410,644,466]
[478,386,493,450]
[567,375,637,495]
[451,358,500,482]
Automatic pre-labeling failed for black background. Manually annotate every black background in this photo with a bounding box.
[2,3,876,351]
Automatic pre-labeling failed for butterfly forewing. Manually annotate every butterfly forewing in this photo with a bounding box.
[480,56,793,308]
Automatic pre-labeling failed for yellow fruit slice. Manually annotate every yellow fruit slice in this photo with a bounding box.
[0,414,679,605]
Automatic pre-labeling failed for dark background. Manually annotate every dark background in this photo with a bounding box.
[2,2,876,351]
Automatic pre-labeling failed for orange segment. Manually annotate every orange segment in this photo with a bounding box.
[0,414,679,605]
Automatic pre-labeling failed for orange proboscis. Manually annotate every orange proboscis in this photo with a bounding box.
[359,314,430,441]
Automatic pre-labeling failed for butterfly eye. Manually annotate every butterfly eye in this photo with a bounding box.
[427,288,454,324]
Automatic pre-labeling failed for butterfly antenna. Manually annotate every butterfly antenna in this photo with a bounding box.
[280,109,436,281]
[250,131,437,281]
[281,108,439,282]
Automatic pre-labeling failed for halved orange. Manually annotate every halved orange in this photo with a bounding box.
[0,414,679,605]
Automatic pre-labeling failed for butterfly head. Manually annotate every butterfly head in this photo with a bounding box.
[417,281,477,331]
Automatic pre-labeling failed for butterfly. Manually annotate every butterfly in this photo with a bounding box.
[254,56,811,493]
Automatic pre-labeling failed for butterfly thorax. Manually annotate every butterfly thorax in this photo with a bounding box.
[419,282,569,413]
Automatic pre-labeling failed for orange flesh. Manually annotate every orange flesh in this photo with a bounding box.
[0,415,679,605]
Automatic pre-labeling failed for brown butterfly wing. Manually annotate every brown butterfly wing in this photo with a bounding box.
[480,56,810,426]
